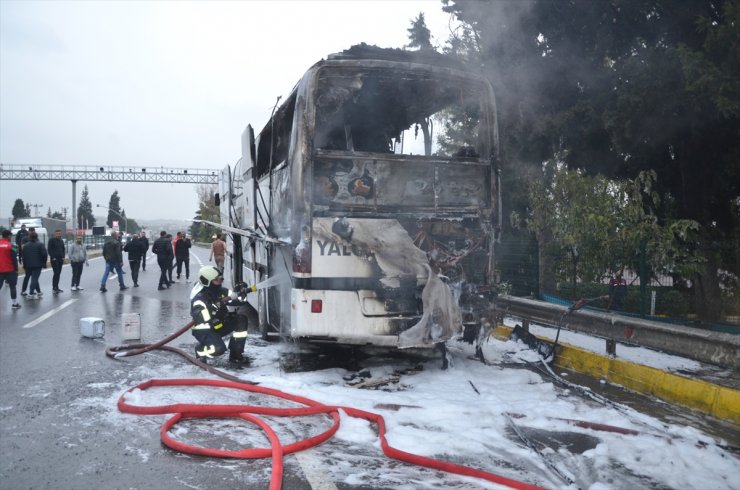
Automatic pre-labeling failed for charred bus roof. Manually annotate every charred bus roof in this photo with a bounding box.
[327,43,473,73]
[258,44,492,142]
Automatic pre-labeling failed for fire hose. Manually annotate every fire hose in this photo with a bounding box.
[106,321,547,490]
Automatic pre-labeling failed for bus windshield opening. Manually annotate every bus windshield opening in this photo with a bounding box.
[314,69,492,159]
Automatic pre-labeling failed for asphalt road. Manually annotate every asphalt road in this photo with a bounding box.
[1,245,736,490]
[0,246,316,490]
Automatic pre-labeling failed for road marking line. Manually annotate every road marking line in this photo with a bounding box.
[21,255,103,277]
[23,298,79,329]
[294,450,338,490]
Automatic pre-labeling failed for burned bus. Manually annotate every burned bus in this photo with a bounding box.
[217,45,500,349]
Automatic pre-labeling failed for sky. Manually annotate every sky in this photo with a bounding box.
[0,0,455,222]
[78,327,739,490]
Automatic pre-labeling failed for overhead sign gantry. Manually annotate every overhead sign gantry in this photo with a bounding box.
[0,164,219,230]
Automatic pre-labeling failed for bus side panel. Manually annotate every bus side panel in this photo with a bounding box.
[241,126,257,233]
[218,166,232,235]
[218,165,239,284]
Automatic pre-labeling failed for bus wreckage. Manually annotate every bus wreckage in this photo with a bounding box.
[215,45,501,350]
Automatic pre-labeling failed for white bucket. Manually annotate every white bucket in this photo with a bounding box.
[80,317,105,338]
[121,313,141,341]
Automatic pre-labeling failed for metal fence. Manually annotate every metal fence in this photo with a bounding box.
[59,234,109,251]
[497,235,740,328]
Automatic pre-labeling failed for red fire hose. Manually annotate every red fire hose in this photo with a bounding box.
[108,324,547,490]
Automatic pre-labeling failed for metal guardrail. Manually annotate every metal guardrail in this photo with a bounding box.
[495,295,740,370]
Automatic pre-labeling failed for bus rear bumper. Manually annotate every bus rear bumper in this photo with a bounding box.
[290,289,420,347]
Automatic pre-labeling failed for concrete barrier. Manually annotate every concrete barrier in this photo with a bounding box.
[492,325,740,423]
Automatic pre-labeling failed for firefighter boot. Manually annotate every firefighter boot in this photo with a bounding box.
[229,352,251,366]
[194,347,209,365]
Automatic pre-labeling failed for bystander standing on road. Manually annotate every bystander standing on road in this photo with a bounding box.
[99,231,128,293]
[166,234,175,284]
[68,236,88,291]
[123,233,146,287]
[0,229,22,309]
[152,231,174,290]
[209,233,227,272]
[140,231,150,271]
[174,231,192,281]
[21,231,47,300]
[14,224,28,266]
[48,229,66,294]
[19,226,35,295]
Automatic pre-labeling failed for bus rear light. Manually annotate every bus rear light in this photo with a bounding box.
[311,299,323,313]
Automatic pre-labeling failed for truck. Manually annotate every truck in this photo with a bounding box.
[10,217,67,246]
[215,45,501,350]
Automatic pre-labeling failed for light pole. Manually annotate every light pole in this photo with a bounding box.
[96,204,127,233]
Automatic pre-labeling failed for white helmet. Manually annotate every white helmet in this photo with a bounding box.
[198,266,222,286]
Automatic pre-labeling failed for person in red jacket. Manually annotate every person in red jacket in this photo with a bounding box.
[0,229,21,309]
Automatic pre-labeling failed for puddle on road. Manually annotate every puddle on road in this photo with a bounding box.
[506,426,601,454]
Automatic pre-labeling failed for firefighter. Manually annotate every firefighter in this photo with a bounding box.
[191,266,256,365]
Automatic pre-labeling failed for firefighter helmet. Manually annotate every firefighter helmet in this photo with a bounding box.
[198,266,222,286]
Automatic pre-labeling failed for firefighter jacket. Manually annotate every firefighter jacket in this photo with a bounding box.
[0,238,19,273]
[190,285,238,333]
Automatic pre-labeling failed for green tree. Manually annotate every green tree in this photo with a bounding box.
[46,207,65,220]
[126,218,141,234]
[521,161,620,295]
[443,0,740,319]
[120,208,128,233]
[77,185,95,229]
[115,209,141,234]
[407,13,433,51]
[521,163,698,297]
[190,185,219,242]
[11,199,29,222]
[106,190,122,230]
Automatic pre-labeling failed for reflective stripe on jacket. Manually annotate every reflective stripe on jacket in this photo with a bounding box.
[190,286,232,332]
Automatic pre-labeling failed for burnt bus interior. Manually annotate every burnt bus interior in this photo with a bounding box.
[252,57,498,334]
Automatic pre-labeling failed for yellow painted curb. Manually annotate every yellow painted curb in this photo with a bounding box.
[492,325,740,423]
